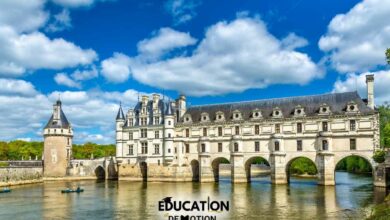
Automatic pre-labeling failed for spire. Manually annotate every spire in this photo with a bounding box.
[116,102,125,120]
[166,101,173,115]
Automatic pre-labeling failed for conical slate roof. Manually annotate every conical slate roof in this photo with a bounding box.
[116,105,125,120]
[44,101,71,129]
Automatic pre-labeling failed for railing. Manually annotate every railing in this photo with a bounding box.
[0,160,43,168]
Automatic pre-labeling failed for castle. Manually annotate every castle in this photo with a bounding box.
[115,75,382,185]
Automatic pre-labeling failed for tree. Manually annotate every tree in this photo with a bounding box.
[386,48,390,64]
[378,104,390,148]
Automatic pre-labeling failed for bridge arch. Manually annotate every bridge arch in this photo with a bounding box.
[211,157,230,182]
[140,161,147,182]
[94,165,105,179]
[334,154,374,184]
[190,159,199,182]
[244,156,270,182]
[285,156,318,183]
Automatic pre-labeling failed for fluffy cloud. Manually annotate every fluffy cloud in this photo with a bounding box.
[137,28,197,58]
[51,0,110,8]
[101,53,132,83]
[319,0,390,72]
[281,33,309,50]
[45,9,72,33]
[102,17,321,96]
[0,79,152,143]
[0,26,97,77]
[71,66,98,81]
[333,70,390,105]
[54,73,81,88]
[165,0,202,25]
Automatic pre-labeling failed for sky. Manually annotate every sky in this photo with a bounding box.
[0,0,389,144]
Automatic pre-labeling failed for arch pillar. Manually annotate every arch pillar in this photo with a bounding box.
[199,154,213,182]
[270,152,287,184]
[317,152,335,185]
[231,153,246,183]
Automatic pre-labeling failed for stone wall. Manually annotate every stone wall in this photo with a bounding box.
[119,164,193,182]
[0,167,43,186]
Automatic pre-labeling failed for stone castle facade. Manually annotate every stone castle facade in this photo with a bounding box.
[115,75,380,185]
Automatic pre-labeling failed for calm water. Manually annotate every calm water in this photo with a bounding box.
[0,172,388,220]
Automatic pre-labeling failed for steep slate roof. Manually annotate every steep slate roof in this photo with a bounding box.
[123,99,174,126]
[116,105,125,120]
[44,108,71,129]
[181,91,375,123]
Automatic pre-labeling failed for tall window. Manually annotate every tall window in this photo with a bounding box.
[141,118,147,126]
[350,120,356,131]
[185,144,190,153]
[275,124,281,133]
[235,126,240,135]
[141,142,148,154]
[154,117,160,125]
[274,141,280,151]
[234,143,239,152]
[141,129,147,138]
[297,140,302,151]
[154,144,160,154]
[129,119,133,126]
[297,123,302,133]
[350,139,356,150]
[218,127,223,136]
[255,125,260,135]
[218,143,223,152]
[201,144,206,153]
[255,141,260,152]
[322,121,328,132]
[203,128,207,136]
[128,145,133,155]
[186,129,190,137]
[129,132,133,140]
[154,131,159,139]
[322,140,328,151]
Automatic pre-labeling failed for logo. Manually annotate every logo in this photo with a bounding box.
[158,196,230,220]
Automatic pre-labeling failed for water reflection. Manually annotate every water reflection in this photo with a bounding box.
[0,172,388,220]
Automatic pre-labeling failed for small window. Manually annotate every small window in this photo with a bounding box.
[203,116,206,120]
[297,123,302,133]
[141,142,148,154]
[255,141,260,152]
[129,132,133,140]
[186,117,190,122]
[350,120,356,131]
[168,133,171,138]
[350,139,356,150]
[203,128,207,136]
[154,144,160,154]
[128,145,133,155]
[154,131,159,139]
[185,144,190,153]
[322,140,328,151]
[168,148,171,153]
[255,125,260,135]
[218,115,222,119]
[154,117,160,125]
[234,143,239,152]
[168,120,171,125]
[297,140,302,151]
[235,113,239,118]
[322,122,328,132]
[218,143,222,152]
[235,126,240,135]
[275,124,281,133]
[141,129,147,138]
[185,129,190,137]
[201,144,206,153]
[274,111,279,116]
[218,127,223,136]
[274,141,280,151]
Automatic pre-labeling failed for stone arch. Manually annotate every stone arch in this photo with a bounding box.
[285,156,318,183]
[94,165,105,179]
[334,154,374,183]
[190,160,200,182]
[211,157,230,182]
[140,161,147,182]
[244,156,271,182]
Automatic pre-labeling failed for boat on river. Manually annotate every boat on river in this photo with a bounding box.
[0,188,11,193]
[61,187,84,193]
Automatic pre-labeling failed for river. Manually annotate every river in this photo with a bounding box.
[0,172,388,220]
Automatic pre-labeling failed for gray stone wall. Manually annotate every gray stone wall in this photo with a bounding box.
[0,167,43,186]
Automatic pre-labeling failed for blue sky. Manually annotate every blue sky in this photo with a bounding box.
[0,0,389,144]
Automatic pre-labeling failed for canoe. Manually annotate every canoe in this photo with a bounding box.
[0,189,11,193]
[61,189,84,193]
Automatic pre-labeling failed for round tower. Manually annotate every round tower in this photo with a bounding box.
[43,99,73,177]
[163,101,175,164]
[116,103,125,158]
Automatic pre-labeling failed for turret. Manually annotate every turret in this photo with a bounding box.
[116,103,125,157]
[163,102,175,163]
[43,99,73,177]
[366,74,374,109]
[176,94,186,120]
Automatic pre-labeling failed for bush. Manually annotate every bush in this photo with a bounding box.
[373,150,386,163]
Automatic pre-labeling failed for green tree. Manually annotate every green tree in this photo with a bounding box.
[386,48,390,64]
[378,104,390,148]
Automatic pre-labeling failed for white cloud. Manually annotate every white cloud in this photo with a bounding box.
[332,70,390,105]
[0,0,48,33]
[51,0,110,8]
[0,26,97,77]
[71,66,98,81]
[103,17,322,96]
[137,27,197,58]
[0,78,38,97]
[281,33,309,50]
[54,73,82,88]
[165,0,201,25]
[101,53,131,83]
[319,0,390,73]
[45,9,72,33]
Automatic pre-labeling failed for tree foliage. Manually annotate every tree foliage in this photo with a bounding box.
[373,150,386,163]
[386,48,390,64]
[336,156,372,173]
[0,140,115,160]
[289,157,317,175]
[378,104,390,148]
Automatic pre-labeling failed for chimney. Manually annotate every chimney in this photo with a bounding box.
[366,74,374,109]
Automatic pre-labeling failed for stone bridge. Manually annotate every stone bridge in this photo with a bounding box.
[68,157,118,180]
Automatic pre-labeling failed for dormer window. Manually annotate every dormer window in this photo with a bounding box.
[273,107,283,118]
[215,111,225,122]
[346,101,358,113]
[319,103,331,115]
[183,114,192,123]
[252,109,262,119]
[232,110,242,120]
[294,105,305,117]
[201,112,210,122]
